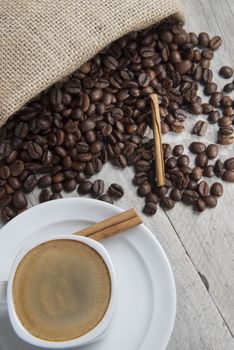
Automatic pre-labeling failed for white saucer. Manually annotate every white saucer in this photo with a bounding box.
[0,198,176,350]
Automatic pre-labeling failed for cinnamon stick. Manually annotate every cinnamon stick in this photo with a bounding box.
[149,93,165,187]
[73,208,142,241]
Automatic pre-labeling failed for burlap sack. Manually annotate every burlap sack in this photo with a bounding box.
[0,0,184,126]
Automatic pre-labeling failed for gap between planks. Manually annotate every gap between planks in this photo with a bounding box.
[163,208,234,340]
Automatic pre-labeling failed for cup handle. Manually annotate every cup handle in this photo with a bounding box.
[0,281,7,304]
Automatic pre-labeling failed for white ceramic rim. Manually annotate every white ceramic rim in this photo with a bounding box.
[7,234,117,348]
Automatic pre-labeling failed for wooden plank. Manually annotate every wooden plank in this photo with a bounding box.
[164,0,234,341]
[1,0,234,348]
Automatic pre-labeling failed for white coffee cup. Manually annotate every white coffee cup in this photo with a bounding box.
[0,235,117,348]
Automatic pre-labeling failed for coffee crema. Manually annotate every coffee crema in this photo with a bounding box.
[12,239,111,342]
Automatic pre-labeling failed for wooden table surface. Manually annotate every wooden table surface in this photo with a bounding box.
[1,0,234,349]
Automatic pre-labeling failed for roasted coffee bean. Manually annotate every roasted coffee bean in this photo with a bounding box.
[165,157,177,169]
[50,193,63,200]
[202,103,213,114]
[138,73,150,87]
[155,185,168,197]
[98,194,114,204]
[189,32,198,45]
[12,191,27,209]
[89,141,103,154]
[209,36,222,50]
[175,60,192,75]
[63,179,76,192]
[214,159,224,177]
[203,165,214,177]
[23,174,37,192]
[104,55,118,70]
[219,116,232,127]
[223,83,234,93]
[78,181,93,194]
[28,142,43,159]
[39,189,51,203]
[145,192,159,204]
[182,190,199,204]
[80,118,96,132]
[195,153,208,168]
[189,103,203,115]
[222,170,234,182]
[9,160,24,177]
[223,106,234,116]
[0,143,11,159]
[180,166,192,175]
[15,122,28,139]
[161,122,169,134]
[170,188,182,201]
[201,48,213,60]
[219,66,233,79]
[92,180,105,197]
[76,142,89,154]
[8,177,21,190]
[170,121,185,133]
[108,183,124,198]
[90,89,103,102]
[163,144,172,159]
[197,181,209,197]
[172,145,184,156]
[133,172,148,186]
[219,125,233,136]
[187,180,198,191]
[160,196,175,210]
[0,193,12,207]
[190,142,206,154]
[49,87,62,105]
[208,110,220,124]
[221,95,233,107]
[52,172,64,183]
[210,93,223,109]
[198,32,210,47]
[38,175,52,188]
[224,157,234,170]
[203,195,217,208]
[170,170,188,189]
[51,183,63,193]
[191,167,203,181]
[1,206,15,223]
[177,155,190,167]
[137,181,151,197]
[0,165,10,179]
[194,198,206,212]
[75,172,86,184]
[206,144,218,159]
[76,153,93,162]
[204,82,217,96]
[5,184,14,195]
[6,150,18,164]
[192,120,208,136]
[143,202,157,216]
[135,160,151,172]
[210,182,223,197]
[218,130,234,145]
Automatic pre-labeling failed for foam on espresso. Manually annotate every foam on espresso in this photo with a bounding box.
[12,239,111,342]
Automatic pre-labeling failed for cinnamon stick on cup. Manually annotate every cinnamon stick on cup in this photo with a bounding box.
[149,94,166,187]
[74,208,142,241]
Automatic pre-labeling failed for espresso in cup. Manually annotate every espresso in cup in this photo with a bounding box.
[12,239,111,342]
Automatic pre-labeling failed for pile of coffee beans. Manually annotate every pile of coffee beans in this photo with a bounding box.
[0,21,233,223]
[132,139,227,215]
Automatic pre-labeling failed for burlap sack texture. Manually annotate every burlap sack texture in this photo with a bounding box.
[0,0,184,127]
